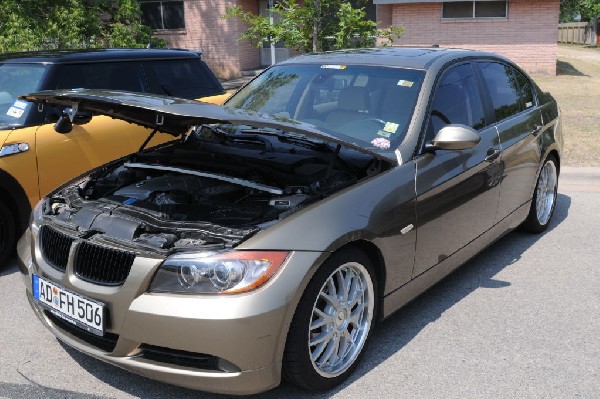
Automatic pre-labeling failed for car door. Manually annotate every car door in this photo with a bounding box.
[475,62,544,222]
[412,62,502,278]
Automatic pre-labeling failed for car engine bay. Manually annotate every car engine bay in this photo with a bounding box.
[40,125,391,254]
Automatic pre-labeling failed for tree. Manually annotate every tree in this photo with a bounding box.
[0,0,164,53]
[223,0,403,53]
[560,0,600,22]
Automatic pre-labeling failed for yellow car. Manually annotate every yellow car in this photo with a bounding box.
[0,49,229,264]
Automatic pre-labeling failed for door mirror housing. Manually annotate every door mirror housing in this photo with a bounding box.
[53,108,93,133]
[426,125,481,152]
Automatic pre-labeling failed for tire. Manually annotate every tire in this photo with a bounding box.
[283,248,377,391]
[521,155,558,233]
[0,200,17,267]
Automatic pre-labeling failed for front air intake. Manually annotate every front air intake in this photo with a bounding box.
[39,225,75,271]
[74,241,135,286]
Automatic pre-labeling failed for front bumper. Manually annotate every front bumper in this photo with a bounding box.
[18,228,324,395]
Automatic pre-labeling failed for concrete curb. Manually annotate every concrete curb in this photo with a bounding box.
[560,166,600,192]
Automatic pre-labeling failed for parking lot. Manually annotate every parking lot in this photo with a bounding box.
[0,169,598,399]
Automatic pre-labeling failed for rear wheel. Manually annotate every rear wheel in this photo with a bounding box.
[0,201,17,266]
[283,249,377,391]
[522,155,558,233]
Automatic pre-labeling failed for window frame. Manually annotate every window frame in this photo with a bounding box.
[139,0,185,31]
[441,1,508,20]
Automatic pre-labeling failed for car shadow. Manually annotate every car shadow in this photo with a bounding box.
[56,194,571,398]
[556,60,588,76]
[0,257,19,277]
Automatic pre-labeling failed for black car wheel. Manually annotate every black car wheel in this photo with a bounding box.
[522,155,558,233]
[0,201,16,266]
[283,248,377,391]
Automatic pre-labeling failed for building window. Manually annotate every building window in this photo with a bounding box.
[139,1,185,30]
[442,1,507,19]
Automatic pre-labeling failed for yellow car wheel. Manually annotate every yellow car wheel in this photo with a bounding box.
[0,201,16,266]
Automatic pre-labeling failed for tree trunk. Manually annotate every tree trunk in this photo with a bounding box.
[312,0,320,52]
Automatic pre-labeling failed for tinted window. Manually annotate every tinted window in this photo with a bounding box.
[144,59,223,99]
[56,63,145,92]
[477,62,521,122]
[514,69,535,111]
[140,1,185,30]
[442,2,473,18]
[428,63,486,139]
[475,1,507,17]
[442,1,507,18]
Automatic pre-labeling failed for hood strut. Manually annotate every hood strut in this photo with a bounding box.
[138,127,159,153]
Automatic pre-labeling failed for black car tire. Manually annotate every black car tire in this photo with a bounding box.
[522,154,559,233]
[0,200,16,267]
[283,248,377,391]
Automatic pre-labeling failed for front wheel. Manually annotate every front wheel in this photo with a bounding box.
[522,155,558,233]
[0,201,17,267]
[283,249,377,391]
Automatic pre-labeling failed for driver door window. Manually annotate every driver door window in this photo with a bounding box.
[427,63,486,142]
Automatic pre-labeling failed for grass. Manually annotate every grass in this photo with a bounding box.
[534,45,600,167]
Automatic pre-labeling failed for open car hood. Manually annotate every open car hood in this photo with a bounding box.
[20,89,394,162]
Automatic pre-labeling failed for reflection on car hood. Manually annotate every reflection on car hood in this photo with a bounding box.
[20,89,393,161]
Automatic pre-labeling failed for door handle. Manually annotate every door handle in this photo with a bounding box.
[485,149,501,162]
[531,125,543,137]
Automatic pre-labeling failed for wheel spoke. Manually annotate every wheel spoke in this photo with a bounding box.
[310,328,334,346]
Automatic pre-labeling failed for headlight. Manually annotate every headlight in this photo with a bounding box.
[30,198,47,236]
[149,251,290,294]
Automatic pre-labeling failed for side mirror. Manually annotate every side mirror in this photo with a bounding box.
[54,113,73,133]
[53,108,93,133]
[426,125,480,152]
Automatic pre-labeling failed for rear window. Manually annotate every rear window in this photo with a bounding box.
[144,59,224,99]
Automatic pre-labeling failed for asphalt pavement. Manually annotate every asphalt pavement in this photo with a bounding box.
[0,168,598,399]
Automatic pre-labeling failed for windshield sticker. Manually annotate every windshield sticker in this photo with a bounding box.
[6,107,24,118]
[377,130,391,138]
[383,122,399,134]
[12,100,29,110]
[321,65,347,70]
[371,137,391,150]
[397,80,414,87]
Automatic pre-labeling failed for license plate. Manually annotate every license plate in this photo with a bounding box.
[32,274,105,336]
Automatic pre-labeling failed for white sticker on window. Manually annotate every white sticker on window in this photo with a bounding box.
[6,107,24,118]
[525,101,533,108]
[397,80,414,87]
[12,100,29,110]
[321,65,346,70]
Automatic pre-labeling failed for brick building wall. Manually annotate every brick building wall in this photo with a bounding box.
[154,0,261,79]
[376,0,559,75]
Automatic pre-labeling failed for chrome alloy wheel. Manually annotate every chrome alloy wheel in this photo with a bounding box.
[535,160,558,226]
[308,262,374,378]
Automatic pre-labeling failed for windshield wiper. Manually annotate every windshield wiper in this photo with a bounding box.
[239,127,334,153]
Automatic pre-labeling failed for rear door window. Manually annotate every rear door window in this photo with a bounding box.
[514,68,535,111]
[476,62,522,122]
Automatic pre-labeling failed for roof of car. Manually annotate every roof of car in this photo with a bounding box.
[0,48,203,64]
[278,47,503,70]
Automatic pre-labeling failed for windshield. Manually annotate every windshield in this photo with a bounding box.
[226,64,425,151]
[0,63,47,129]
